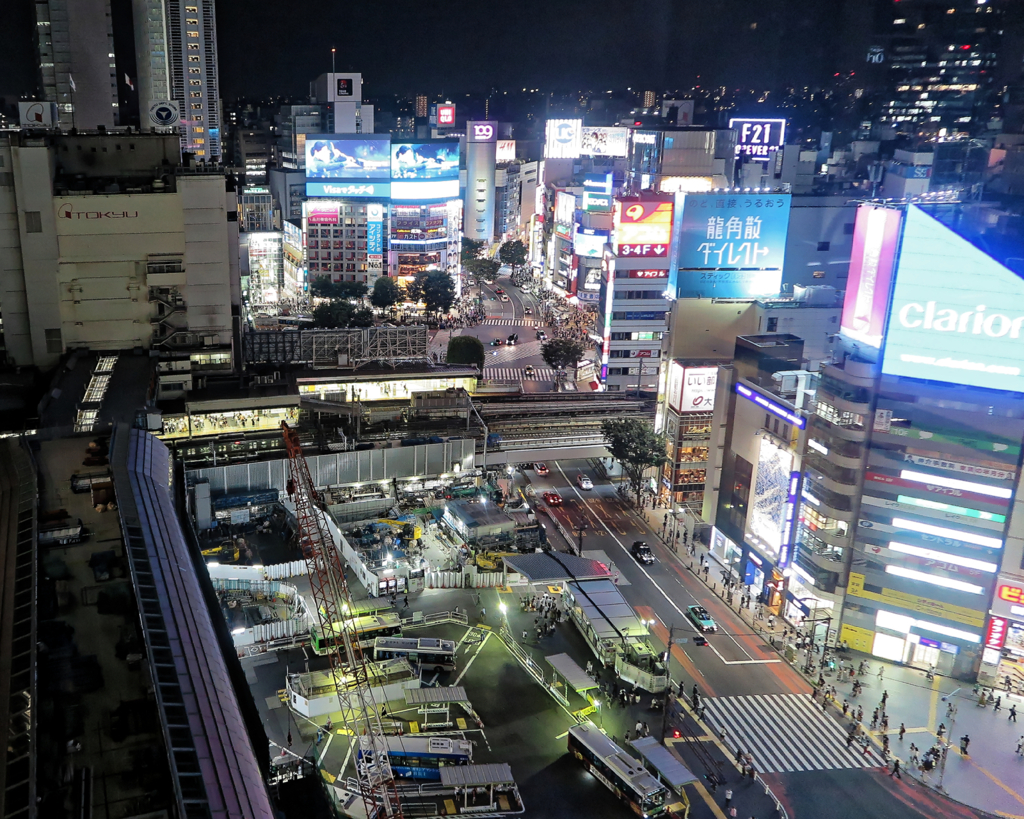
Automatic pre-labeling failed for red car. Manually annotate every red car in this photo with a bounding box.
[543,492,563,506]
[534,463,550,475]
[495,288,505,295]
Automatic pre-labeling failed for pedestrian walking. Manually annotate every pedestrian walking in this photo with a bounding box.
[909,744,919,767]
[1009,704,1017,722]
[522,630,528,641]
[871,709,879,729]
[856,706,864,723]
[635,720,643,736]
[842,700,849,716]
[994,695,1002,713]
[1016,736,1023,755]
[877,665,885,680]
[881,690,889,707]
[960,735,970,755]
[480,606,486,620]
[937,722,946,739]
[899,723,906,741]
[643,721,650,737]
[890,758,902,779]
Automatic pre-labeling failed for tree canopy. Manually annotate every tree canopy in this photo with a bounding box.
[601,418,668,507]
[461,237,485,263]
[370,276,402,310]
[465,257,501,282]
[540,338,587,372]
[407,270,456,315]
[446,335,484,370]
[309,278,368,301]
[311,300,375,329]
[498,239,527,271]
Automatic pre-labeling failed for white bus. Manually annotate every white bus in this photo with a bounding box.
[373,636,457,673]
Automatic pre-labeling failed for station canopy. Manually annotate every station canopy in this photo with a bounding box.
[566,579,647,641]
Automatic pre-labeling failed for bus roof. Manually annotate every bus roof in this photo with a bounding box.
[318,612,401,635]
[569,724,666,799]
[358,735,472,755]
[374,636,455,652]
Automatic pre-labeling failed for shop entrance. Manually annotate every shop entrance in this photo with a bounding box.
[909,641,940,671]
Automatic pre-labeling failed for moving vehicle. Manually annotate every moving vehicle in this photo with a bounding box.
[536,330,548,340]
[542,491,563,506]
[500,295,510,302]
[495,288,505,295]
[310,612,403,655]
[576,474,594,490]
[630,541,655,565]
[490,339,505,346]
[524,365,535,377]
[533,463,550,476]
[525,307,533,315]
[373,636,457,672]
[507,333,519,345]
[567,723,675,818]
[686,605,718,633]
[358,735,472,781]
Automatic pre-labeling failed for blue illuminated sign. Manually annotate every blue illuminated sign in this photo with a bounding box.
[882,206,1024,393]
[305,181,391,198]
[675,193,791,298]
[735,382,806,429]
[366,215,383,255]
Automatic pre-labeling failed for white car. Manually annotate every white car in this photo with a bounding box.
[576,474,594,490]
[500,295,510,302]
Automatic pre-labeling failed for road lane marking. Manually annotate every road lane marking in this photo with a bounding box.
[454,631,492,686]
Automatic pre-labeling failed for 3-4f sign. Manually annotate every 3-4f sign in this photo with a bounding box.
[729,118,786,159]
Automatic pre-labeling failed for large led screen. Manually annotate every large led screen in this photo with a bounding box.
[305,137,391,179]
[614,198,674,258]
[745,436,794,559]
[580,126,629,157]
[676,193,791,270]
[573,227,608,258]
[840,206,902,348]
[391,141,460,180]
[545,119,582,159]
[882,205,1024,393]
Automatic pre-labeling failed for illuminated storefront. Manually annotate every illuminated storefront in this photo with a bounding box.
[297,373,478,403]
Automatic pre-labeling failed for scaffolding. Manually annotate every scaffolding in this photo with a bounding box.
[243,326,431,369]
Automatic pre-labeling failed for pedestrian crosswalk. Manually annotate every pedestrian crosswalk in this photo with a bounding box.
[481,318,544,327]
[701,694,886,773]
[483,367,556,381]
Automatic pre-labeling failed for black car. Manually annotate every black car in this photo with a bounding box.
[630,540,655,565]
[507,333,519,345]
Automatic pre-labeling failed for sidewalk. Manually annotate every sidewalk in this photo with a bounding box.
[626,502,1024,818]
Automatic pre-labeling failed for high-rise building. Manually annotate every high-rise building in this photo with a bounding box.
[415,95,428,118]
[643,90,656,109]
[34,0,119,130]
[132,0,172,124]
[881,0,1006,133]
[166,0,223,160]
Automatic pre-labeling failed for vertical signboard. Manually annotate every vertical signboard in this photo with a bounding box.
[366,203,384,274]
[729,118,786,159]
[840,205,903,348]
[614,198,674,258]
[545,119,583,159]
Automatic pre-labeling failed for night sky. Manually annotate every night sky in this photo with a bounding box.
[1,0,877,103]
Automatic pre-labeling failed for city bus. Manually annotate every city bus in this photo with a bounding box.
[567,723,672,818]
[372,636,457,673]
[309,612,402,656]
[357,735,472,781]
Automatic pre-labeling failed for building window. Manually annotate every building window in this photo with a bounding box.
[188,55,200,62]
[190,91,202,98]
[186,18,199,25]
[843,222,855,235]
[44,328,62,354]
[192,126,204,133]
[187,31,199,38]
[813,270,826,278]
[766,317,778,332]
[817,241,830,251]
[189,80,201,86]
[24,211,42,233]
[188,67,201,74]
[188,43,199,50]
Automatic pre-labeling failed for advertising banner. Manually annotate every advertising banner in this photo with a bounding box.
[745,436,794,559]
[305,136,391,179]
[614,198,674,258]
[495,140,516,162]
[554,192,576,240]
[992,582,1024,619]
[545,119,582,159]
[681,367,718,412]
[729,118,786,159]
[19,101,57,128]
[437,104,456,126]
[583,173,614,195]
[366,203,383,255]
[467,121,496,143]
[305,181,390,198]
[840,206,903,348]
[676,193,791,271]
[573,227,608,258]
[676,269,783,299]
[580,126,629,157]
[147,100,180,127]
[864,471,1010,507]
[306,202,341,225]
[391,141,460,179]
[583,191,613,213]
[882,205,1024,393]
[847,572,986,628]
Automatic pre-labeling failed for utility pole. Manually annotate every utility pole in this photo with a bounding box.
[575,520,587,556]
[660,624,677,739]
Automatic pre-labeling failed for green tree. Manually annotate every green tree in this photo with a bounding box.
[466,257,501,283]
[370,276,402,310]
[461,237,485,262]
[540,338,587,372]
[411,270,456,316]
[446,335,484,370]
[310,279,368,301]
[499,239,527,271]
[601,417,668,508]
[311,300,375,329]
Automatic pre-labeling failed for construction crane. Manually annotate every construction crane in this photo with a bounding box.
[281,422,404,819]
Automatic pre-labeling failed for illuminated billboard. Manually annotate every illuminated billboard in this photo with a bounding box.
[496,140,516,162]
[545,119,582,159]
[580,126,629,157]
[554,191,576,240]
[614,198,674,258]
[660,176,714,194]
[882,205,1024,393]
[840,205,903,348]
[675,193,791,298]
[437,104,456,126]
[681,367,718,411]
[390,180,459,201]
[667,362,685,412]
[583,191,613,212]
[729,118,786,159]
[306,136,391,179]
[305,202,341,225]
[573,226,609,258]
[391,141,460,180]
[467,121,497,143]
[746,436,795,559]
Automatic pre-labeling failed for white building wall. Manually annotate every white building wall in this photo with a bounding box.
[180,175,235,337]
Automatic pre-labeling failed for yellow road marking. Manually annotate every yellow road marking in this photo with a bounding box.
[995,812,1024,819]
[691,780,728,819]
[972,763,1024,809]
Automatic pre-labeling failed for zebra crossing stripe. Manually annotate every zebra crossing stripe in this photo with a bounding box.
[702,694,884,773]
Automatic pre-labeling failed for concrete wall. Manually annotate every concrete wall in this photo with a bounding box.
[667,300,760,361]
[782,197,858,293]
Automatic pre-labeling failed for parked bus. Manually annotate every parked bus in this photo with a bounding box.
[372,636,457,673]
[567,723,672,818]
[357,735,472,781]
[309,612,402,656]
